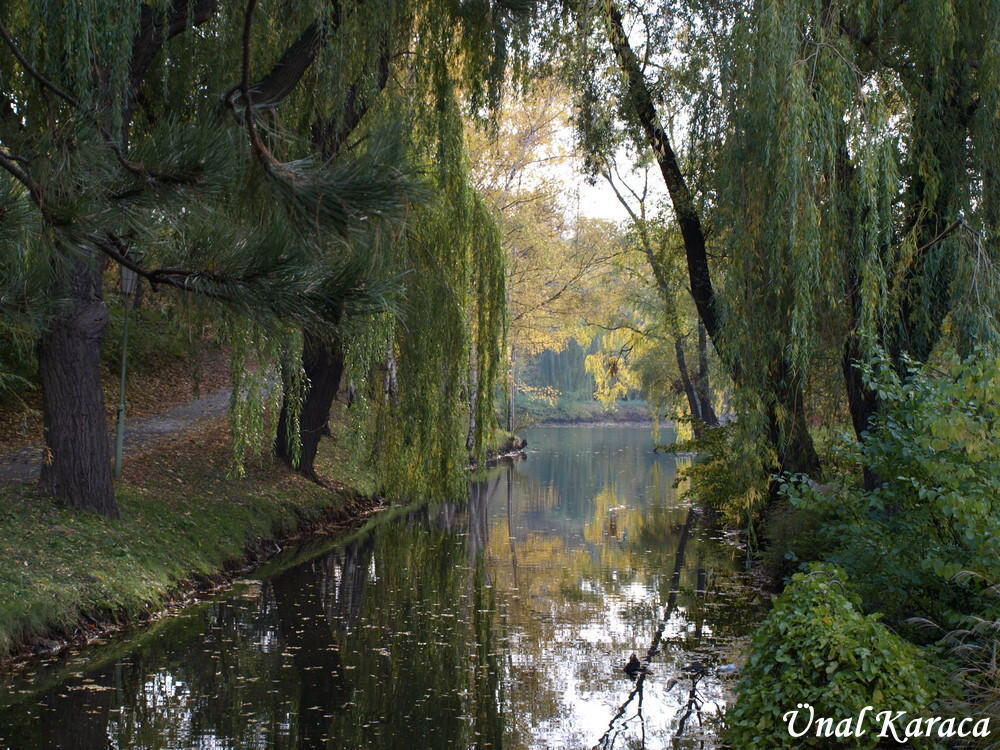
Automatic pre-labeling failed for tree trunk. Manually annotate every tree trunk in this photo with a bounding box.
[695,320,719,427]
[674,337,702,437]
[842,333,883,490]
[767,360,821,478]
[507,345,515,433]
[275,331,345,481]
[38,254,118,518]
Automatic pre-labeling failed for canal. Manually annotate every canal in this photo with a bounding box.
[0,425,765,749]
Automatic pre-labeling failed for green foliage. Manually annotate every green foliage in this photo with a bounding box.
[726,564,937,749]
[512,389,648,426]
[0,175,53,401]
[0,0,540,492]
[758,499,831,583]
[100,301,198,374]
[664,416,772,527]
[712,0,1000,391]
[781,351,1000,625]
[345,84,509,500]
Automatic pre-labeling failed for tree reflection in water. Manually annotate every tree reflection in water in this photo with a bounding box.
[0,426,764,750]
[594,507,700,750]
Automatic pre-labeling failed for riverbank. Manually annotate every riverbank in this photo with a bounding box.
[0,407,379,668]
[535,418,657,427]
[513,394,651,428]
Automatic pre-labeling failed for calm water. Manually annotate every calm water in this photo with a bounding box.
[0,425,765,749]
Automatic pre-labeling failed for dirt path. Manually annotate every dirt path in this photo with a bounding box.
[0,388,232,485]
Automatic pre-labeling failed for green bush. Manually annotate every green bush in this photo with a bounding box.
[726,564,937,749]
[663,418,773,528]
[781,351,1000,627]
[935,575,1000,750]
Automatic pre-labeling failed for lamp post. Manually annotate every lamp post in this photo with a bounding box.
[113,266,138,478]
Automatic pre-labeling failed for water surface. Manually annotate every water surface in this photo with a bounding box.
[0,425,765,749]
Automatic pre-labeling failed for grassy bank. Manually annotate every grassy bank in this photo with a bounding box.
[513,392,651,427]
[0,407,376,665]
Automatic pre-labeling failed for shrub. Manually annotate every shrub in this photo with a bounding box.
[726,564,937,749]
[663,418,772,528]
[781,351,1000,626]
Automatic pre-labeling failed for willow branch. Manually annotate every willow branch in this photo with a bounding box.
[0,16,195,187]
[127,1,219,125]
[0,21,78,107]
[583,319,667,342]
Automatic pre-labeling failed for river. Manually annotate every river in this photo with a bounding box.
[0,425,765,749]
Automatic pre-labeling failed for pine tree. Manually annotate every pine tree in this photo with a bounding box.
[0,1,426,515]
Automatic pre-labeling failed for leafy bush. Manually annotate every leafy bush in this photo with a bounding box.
[726,564,937,749]
[781,351,1000,626]
[663,418,772,528]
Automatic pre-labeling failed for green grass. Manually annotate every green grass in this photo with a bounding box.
[0,411,374,663]
[513,392,651,427]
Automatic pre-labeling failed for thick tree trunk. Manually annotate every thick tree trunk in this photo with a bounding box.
[695,320,719,427]
[38,254,118,517]
[842,333,883,490]
[767,360,821,478]
[275,331,345,481]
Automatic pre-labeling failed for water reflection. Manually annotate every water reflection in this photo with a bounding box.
[0,426,764,749]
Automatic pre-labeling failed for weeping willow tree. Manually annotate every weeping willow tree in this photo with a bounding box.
[716,0,1000,491]
[0,1,439,516]
[555,0,823,505]
[269,0,533,489]
[558,0,999,510]
[342,12,516,501]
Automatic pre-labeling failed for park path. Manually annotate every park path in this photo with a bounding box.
[0,388,232,485]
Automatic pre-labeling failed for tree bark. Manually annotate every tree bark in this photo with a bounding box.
[602,1,819,481]
[842,333,882,490]
[38,252,118,517]
[674,337,702,437]
[276,331,345,481]
[767,359,821,477]
[695,320,719,427]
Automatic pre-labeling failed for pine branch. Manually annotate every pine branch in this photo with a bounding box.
[84,233,231,300]
[0,151,44,209]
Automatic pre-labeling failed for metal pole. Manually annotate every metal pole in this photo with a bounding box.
[113,302,130,478]
[113,268,136,478]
